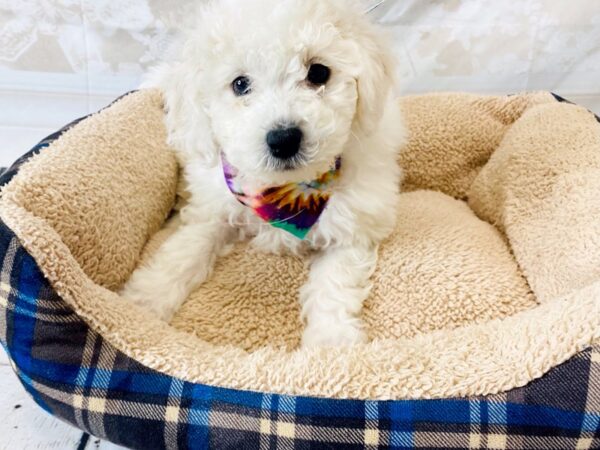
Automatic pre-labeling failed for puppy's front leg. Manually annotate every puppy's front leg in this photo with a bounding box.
[300,244,377,347]
[120,220,227,321]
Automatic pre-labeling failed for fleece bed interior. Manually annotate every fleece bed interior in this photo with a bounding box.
[1,89,599,401]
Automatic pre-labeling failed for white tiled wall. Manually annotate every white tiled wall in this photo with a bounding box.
[0,0,600,165]
[1,0,600,167]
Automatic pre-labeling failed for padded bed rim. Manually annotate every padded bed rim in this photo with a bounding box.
[0,91,599,448]
[0,92,598,399]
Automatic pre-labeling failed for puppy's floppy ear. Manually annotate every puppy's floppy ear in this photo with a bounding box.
[351,24,396,136]
[144,59,218,168]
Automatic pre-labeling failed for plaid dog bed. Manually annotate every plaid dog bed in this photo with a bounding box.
[0,95,599,449]
[0,224,598,449]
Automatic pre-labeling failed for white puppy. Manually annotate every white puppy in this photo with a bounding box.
[121,0,405,347]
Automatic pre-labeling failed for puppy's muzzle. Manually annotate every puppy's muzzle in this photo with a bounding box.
[266,126,303,160]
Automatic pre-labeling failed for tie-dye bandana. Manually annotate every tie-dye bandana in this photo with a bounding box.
[222,155,342,239]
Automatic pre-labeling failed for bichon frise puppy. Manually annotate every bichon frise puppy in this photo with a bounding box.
[121,0,405,347]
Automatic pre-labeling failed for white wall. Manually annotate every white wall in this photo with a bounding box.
[1,0,599,167]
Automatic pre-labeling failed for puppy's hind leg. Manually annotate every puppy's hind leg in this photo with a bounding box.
[120,220,228,321]
[299,244,377,347]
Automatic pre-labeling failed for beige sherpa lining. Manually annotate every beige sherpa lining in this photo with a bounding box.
[1,90,599,400]
[1,92,178,290]
[168,190,536,352]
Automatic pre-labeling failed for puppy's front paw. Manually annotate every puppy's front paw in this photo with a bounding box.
[119,272,181,322]
[301,320,368,348]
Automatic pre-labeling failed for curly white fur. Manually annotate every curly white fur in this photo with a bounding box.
[121,0,406,347]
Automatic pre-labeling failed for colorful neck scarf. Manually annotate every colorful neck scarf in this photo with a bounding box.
[222,155,342,239]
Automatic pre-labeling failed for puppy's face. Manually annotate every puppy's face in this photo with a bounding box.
[209,40,357,182]
[167,0,393,183]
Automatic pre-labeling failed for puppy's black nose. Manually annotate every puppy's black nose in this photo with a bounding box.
[266,127,303,160]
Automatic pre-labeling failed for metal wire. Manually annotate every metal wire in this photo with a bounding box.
[365,0,386,14]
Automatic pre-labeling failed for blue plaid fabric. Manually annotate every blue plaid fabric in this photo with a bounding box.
[0,93,599,449]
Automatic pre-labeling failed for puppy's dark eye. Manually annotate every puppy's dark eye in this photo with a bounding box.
[232,76,252,96]
[307,63,331,86]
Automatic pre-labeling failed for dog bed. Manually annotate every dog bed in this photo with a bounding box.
[0,90,599,449]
